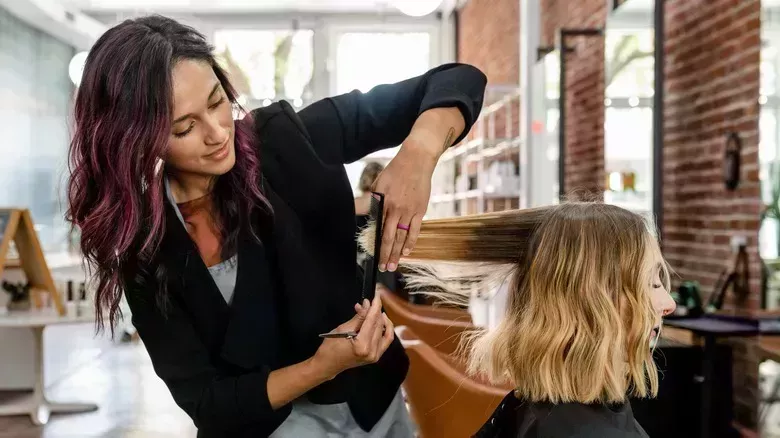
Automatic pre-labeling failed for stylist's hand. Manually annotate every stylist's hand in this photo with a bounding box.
[312,295,394,380]
[373,107,465,272]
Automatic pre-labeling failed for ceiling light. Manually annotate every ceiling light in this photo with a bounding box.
[608,172,622,191]
[393,0,443,17]
[69,51,89,87]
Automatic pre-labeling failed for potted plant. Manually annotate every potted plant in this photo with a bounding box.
[2,281,31,312]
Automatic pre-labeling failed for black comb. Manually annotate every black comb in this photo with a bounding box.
[361,192,385,301]
[319,194,385,341]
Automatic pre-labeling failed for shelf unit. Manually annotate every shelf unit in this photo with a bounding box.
[428,86,522,219]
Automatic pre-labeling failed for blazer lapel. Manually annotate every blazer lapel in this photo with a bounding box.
[158,203,230,351]
[261,186,332,359]
[219,234,285,369]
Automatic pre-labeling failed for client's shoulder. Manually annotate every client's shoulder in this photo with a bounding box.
[473,391,531,438]
[475,392,648,438]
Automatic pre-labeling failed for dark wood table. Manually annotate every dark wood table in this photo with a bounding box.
[760,336,780,363]
[664,317,760,438]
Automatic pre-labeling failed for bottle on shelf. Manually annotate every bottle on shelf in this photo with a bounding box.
[65,280,77,317]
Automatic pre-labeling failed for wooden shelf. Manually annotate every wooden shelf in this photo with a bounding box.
[454,189,482,200]
[464,138,522,162]
[430,193,456,203]
[431,190,521,204]
[442,138,511,161]
[3,258,21,268]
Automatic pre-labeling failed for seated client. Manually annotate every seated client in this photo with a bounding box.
[360,202,676,437]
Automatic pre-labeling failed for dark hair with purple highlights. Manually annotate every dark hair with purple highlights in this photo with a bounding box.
[67,15,271,333]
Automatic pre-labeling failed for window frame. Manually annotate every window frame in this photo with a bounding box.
[196,14,442,101]
[325,21,442,96]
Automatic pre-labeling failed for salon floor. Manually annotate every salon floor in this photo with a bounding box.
[0,336,197,438]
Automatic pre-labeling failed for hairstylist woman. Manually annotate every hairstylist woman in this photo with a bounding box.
[66,15,486,438]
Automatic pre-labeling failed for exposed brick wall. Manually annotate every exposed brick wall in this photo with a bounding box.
[663,0,761,312]
[457,0,519,85]
[663,0,762,426]
[457,0,520,148]
[541,0,606,199]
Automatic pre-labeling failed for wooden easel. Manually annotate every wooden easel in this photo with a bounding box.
[0,209,64,315]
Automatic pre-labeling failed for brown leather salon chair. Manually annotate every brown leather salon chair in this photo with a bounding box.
[397,326,508,438]
[379,284,472,322]
[379,286,473,356]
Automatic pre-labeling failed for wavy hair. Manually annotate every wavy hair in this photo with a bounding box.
[360,203,668,404]
[67,15,271,332]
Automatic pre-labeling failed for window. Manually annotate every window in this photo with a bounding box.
[335,32,431,95]
[603,106,653,211]
[761,16,780,308]
[605,29,654,99]
[543,51,561,204]
[213,29,314,108]
[760,39,780,259]
[604,27,655,214]
[334,31,432,193]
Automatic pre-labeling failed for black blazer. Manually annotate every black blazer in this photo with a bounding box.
[474,392,650,438]
[124,63,487,437]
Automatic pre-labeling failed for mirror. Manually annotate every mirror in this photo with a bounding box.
[603,0,655,218]
[761,4,780,309]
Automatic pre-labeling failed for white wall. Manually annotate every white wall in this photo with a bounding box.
[0,1,108,391]
[0,0,104,51]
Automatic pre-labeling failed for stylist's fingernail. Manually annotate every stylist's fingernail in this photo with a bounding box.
[402,248,411,256]
[388,263,396,272]
[379,264,386,272]
[363,299,370,308]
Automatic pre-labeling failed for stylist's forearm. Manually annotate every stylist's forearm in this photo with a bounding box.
[402,107,466,161]
[266,356,333,410]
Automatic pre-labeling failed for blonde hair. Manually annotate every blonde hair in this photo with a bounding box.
[358,162,385,193]
[360,202,669,404]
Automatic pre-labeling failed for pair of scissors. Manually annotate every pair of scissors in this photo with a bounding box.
[319,331,358,339]
[320,192,385,341]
